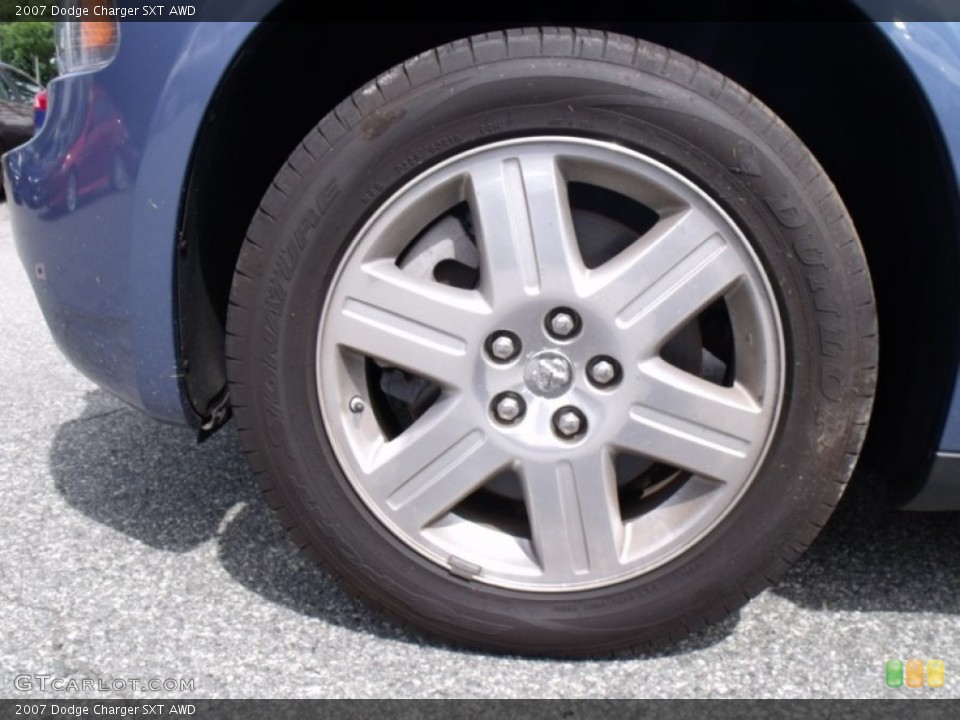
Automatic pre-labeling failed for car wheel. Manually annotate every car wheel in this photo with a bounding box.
[65,171,77,213]
[226,29,877,655]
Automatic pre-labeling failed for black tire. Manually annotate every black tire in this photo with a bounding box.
[226,28,877,656]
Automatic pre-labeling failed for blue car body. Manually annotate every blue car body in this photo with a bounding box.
[6,21,261,423]
[5,8,960,508]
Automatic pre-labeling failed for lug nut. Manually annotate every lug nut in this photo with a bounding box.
[493,393,525,424]
[591,361,616,384]
[546,308,581,339]
[587,357,622,387]
[553,407,586,439]
[487,332,520,362]
[550,312,576,337]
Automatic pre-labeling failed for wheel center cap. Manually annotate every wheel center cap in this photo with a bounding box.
[523,351,573,398]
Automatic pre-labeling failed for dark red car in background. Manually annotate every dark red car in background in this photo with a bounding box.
[17,81,130,213]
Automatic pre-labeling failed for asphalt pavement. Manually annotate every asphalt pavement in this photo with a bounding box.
[2,199,960,699]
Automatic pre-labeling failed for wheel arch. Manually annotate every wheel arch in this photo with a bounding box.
[177,18,960,502]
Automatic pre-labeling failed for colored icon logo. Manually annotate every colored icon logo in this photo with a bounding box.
[886,659,945,688]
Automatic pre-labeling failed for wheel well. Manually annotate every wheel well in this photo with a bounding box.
[179,18,960,496]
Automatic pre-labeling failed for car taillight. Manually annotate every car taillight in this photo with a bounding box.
[55,2,120,75]
[34,90,47,112]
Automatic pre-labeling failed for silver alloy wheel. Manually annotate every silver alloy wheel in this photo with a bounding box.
[317,137,784,592]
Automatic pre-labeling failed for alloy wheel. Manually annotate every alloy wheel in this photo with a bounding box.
[316,137,784,591]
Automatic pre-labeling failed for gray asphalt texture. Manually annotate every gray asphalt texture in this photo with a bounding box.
[2,200,960,700]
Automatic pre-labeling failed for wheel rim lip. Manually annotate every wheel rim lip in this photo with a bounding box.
[316,136,786,592]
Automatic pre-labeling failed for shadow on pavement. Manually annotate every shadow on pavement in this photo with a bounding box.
[772,469,960,613]
[49,389,419,646]
[50,389,253,553]
[49,390,757,657]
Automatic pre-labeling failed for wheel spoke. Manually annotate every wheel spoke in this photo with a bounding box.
[332,259,487,387]
[586,206,743,356]
[364,397,511,529]
[615,358,766,484]
[466,153,583,304]
[521,452,624,579]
